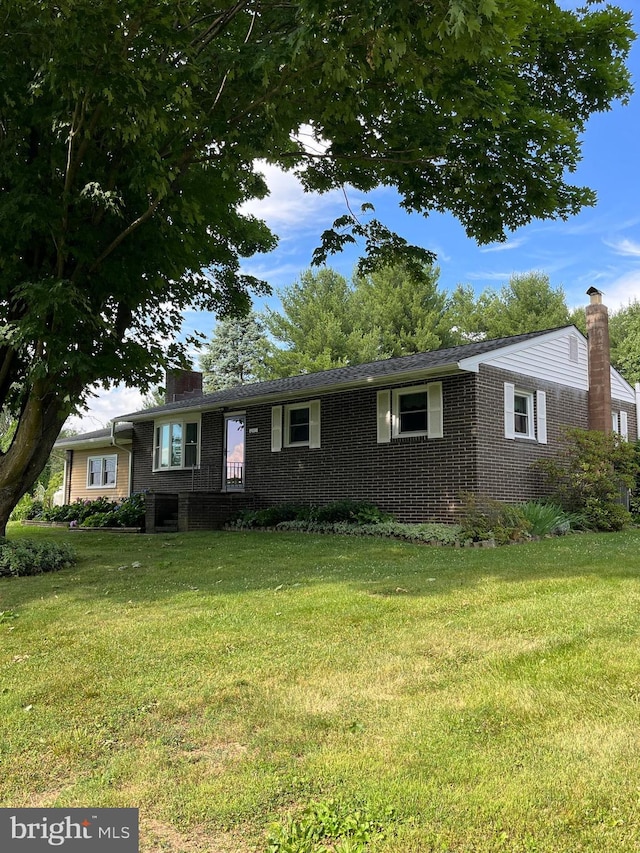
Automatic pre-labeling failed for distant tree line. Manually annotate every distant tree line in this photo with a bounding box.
[197,264,640,389]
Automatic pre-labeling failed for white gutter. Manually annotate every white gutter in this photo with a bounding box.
[636,383,640,441]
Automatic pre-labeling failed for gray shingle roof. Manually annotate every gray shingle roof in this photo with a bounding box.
[119,327,562,421]
[55,423,133,447]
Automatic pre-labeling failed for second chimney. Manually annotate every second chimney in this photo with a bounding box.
[585,287,612,433]
[165,369,203,404]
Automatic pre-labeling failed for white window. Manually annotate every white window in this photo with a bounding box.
[377,383,443,443]
[613,410,629,440]
[620,410,629,440]
[87,455,117,488]
[285,402,311,446]
[504,383,547,443]
[271,401,321,451]
[153,417,200,470]
[514,391,535,438]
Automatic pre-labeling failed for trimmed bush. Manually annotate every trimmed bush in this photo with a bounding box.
[231,500,391,530]
[0,538,77,578]
[459,493,532,544]
[34,493,146,528]
[275,519,464,546]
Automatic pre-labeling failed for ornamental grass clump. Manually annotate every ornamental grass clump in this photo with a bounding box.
[518,501,586,536]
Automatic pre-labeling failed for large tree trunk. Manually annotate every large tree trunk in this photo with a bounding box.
[0,388,68,537]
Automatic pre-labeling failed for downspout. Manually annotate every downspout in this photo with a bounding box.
[111,419,133,497]
[636,383,640,442]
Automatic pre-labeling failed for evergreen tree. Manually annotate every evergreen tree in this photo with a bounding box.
[200,312,270,391]
[447,273,571,342]
[353,263,452,357]
[263,269,375,377]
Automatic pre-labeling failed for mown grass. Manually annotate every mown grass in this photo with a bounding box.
[1,524,640,852]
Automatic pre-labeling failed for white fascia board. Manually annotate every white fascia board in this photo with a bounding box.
[457,326,582,373]
[55,436,133,451]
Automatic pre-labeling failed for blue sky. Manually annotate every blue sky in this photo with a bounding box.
[70,5,640,430]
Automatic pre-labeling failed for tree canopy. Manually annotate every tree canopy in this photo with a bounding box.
[610,301,640,384]
[263,263,453,375]
[200,311,270,390]
[0,0,635,530]
[446,273,572,342]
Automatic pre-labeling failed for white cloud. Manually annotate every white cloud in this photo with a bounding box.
[479,237,527,254]
[242,162,347,233]
[599,270,640,310]
[466,270,514,282]
[65,385,145,433]
[604,237,640,258]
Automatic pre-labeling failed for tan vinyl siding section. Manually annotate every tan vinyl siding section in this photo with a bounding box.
[66,447,130,502]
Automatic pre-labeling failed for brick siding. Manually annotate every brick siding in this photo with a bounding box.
[131,368,638,529]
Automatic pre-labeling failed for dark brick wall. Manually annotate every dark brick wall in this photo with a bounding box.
[242,373,479,523]
[477,364,588,502]
[130,368,638,526]
[178,492,256,531]
[131,373,479,524]
[476,365,638,504]
[132,413,223,494]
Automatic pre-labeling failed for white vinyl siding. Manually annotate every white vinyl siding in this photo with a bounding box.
[477,332,589,391]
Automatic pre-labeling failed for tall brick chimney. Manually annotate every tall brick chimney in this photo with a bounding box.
[165,369,203,403]
[585,287,612,433]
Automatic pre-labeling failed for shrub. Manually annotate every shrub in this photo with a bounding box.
[311,499,392,524]
[39,493,146,528]
[459,493,532,544]
[230,501,391,530]
[274,519,463,545]
[9,494,38,521]
[0,538,77,577]
[537,429,639,531]
[80,511,119,528]
[113,492,146,527]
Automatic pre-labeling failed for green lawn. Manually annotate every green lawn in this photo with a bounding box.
[2,524,640,852]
